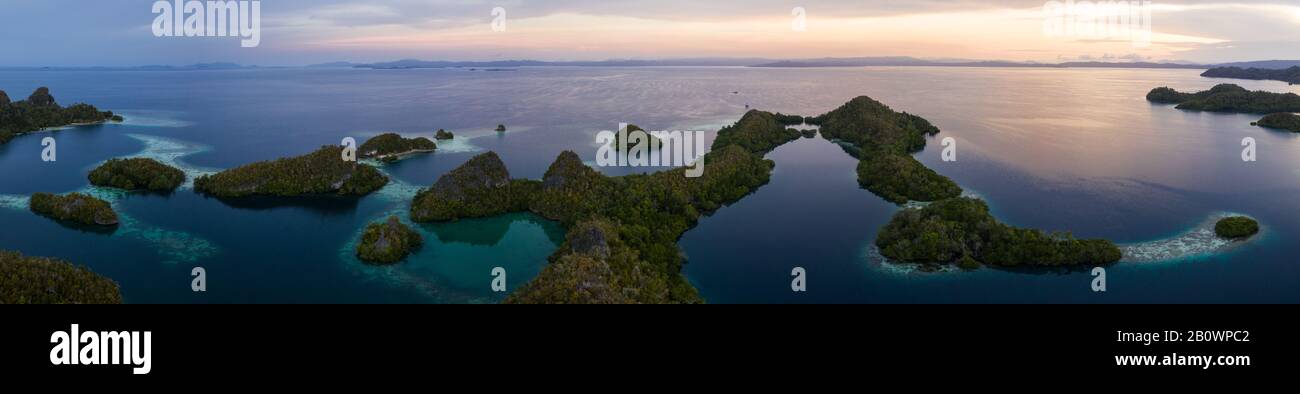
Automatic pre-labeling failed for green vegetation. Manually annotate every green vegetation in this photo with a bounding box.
[772,112,806,125]
[857,150,962,204]
[496,124,507,132]
[435,129,454,140]
[811,96,961,203]
[0,250,122,304]
[419,99,1123,301]
[711,110,803,154]
[876,198,1121,267]
[810,96,1121,268]
[88,158,185,192]
[1253,113,1300,132]
[1202,66,1300,85]
[29,192,119,227]
[0,87,119,145]
[1214,216,1259,239]
[507,219,671,304]
[421,110,790,303]
[1145,84,1300,114]
[800,129,817,138]
[356,216,424,264]
[813,96,939,152]
[359,133,437,159]
[410,151,531,221]
[195,146,388,198]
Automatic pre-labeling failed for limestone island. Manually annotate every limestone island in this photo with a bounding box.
[1252,113,1300,132]
[811,96,961,204]
[195,145,389,198]
[1146,84,1300,114]
[0,87,121,145]
[410,151,531,222]
[1214,216,1259,239]
[356,216,424,264]
[420,97,1125,301]
[608,124,665,150]
[1201,66,1300,85]
[496,124,507,132]
[507,219,670,304]
[88,158,185,192]
[29,192,119,227]
[0,250,122,304]
[414,109,797,303]
[435,129,455,140]
[875,198,1122,269]
[359,133,437,162]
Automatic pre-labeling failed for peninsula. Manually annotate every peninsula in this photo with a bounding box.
[1201,66,1300,85]
[1252,113,1300,132]
[1146,84,1300,114]
[0,87,122,145]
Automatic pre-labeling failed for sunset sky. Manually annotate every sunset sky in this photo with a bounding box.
[2,0,1298,66]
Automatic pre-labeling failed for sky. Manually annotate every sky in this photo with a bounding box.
[1,0,1297,66]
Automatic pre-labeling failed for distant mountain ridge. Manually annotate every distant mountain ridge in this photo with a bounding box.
[7,58,1300,71]
[1201,65,1300,85]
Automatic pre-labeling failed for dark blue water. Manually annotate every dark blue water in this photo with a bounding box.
[2,67,1298,303]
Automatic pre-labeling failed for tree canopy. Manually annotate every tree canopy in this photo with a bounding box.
[195,146,389,198]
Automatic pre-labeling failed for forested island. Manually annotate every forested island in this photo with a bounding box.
[1252,113,1300,132]
[435,129,455,140]
[806,96,1119,268]
[0,250,122,304]
[413,110,791,303]
[875,198,1121,268]
[1146,84,1300,114]
[411,100,1122,302]
[359,133,437,161]
[29,192,119,227]
[0,87,121,145]
[356,216,423,264]
[88,158,185,192]
[1201,66,1300,85]
[507,219,670,304]
[1215,216,1259,239]
[195,146,389,198]
[811,96,961,204]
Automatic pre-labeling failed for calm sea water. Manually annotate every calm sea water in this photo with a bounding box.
[1,66,1297,303]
